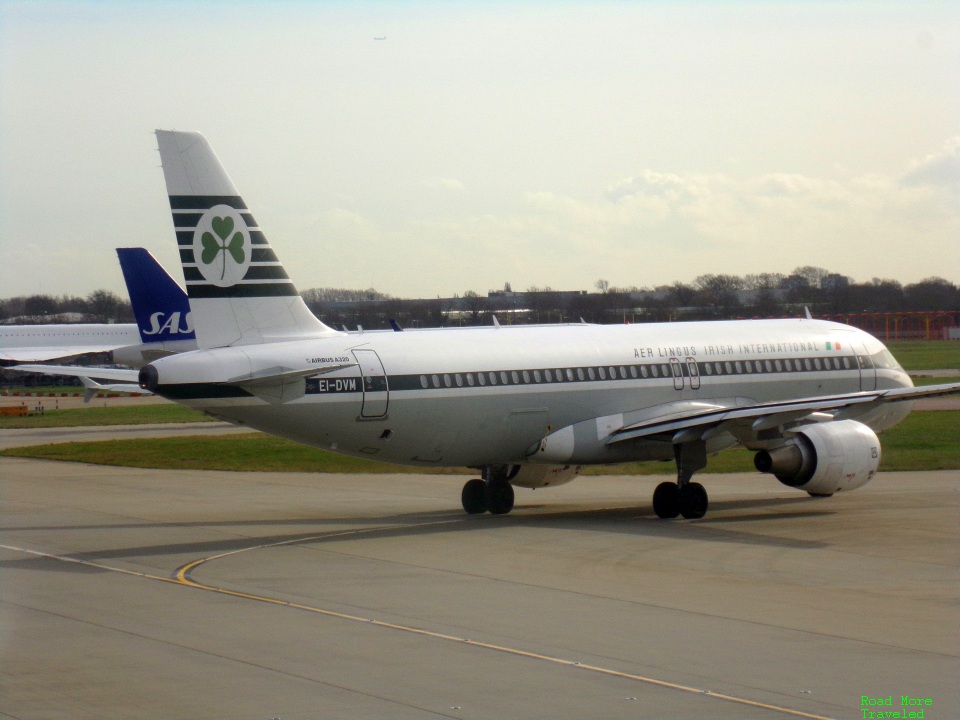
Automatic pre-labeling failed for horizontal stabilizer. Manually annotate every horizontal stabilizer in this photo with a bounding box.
[227,363,356,405]
[80,377,150,403]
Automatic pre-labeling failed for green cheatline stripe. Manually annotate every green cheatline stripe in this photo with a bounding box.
[186,283,300,299]
[168,194,247,210]
[182,266,290,282]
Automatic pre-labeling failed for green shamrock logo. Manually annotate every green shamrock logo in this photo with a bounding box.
[201,216,246,281]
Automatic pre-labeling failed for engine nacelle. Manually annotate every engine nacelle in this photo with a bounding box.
[753,420,880,496]
[508,464,582,489]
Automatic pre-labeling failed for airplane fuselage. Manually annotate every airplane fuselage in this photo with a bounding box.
[148,318,913,469]
[0,323,141,363]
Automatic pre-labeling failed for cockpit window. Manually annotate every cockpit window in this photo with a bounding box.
[871,348,903,371]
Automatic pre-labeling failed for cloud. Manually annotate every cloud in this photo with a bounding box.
[900,137,960,189]
[391,143,960,291]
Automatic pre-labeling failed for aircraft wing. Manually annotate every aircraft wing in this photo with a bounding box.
[12,364,141,382]
[607,381,960,445]
[0,346,131,363]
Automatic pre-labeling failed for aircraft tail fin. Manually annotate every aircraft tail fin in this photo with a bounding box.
[154,130,337,348]
[117,247,195,344]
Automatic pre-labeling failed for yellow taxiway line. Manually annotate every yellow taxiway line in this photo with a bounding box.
[4,531,839,720]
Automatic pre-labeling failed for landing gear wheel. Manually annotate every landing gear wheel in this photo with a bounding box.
[678,482,708,520]
[461,478,488,514]
[653,481,680,519]
[486,481,515,515]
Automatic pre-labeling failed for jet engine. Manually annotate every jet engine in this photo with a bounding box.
[753,419,880,496]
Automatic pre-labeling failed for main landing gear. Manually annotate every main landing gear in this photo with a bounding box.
[461,466,515,515]
[652,441,709,520]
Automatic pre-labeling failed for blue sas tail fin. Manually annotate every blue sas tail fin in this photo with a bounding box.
[117,247,195,344]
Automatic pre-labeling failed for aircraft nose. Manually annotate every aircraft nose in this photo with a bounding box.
[139,364,159,392]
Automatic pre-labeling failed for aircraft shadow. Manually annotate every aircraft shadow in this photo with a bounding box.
[0,494,833,574]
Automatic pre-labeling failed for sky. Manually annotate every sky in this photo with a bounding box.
[1,0,958,300]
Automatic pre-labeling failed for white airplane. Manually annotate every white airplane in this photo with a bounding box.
[132,130,958,520]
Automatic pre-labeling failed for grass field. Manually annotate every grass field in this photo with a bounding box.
[885,341,960,371]
[4,410,957,474]
[0,403,211,428]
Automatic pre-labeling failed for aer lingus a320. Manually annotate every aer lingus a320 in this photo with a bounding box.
[136,130,960,520]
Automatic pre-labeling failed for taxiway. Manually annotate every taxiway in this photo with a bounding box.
[1,453,957,719]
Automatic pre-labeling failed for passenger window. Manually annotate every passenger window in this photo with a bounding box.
[566,369,574,381]
[522,370,530,383]
[704,363,713,375]
[545,369,553,382]
[765,360,773,373]
[501,372,509,384]
[725,362,733,374]
[587,368,596,380]
[775,359,783,372]
[467,373,475,386]
[814,358,822,370]
[640,365,648,378]
[511,371,520,384]
[489,372,497,385]
[598,367,606,380]
[478,373,486,386]
[533,370,541,382]
[754,361,763,373]
[735,361,743,373]
[456,374,463,387]
[620,367,628,379]
[444,374,452,387]
[432,375,440,388]
[804,358,812,371]
[843,357,851,369]
[576,368,585,381]
[420,375,428,389]
[651,365,659,378]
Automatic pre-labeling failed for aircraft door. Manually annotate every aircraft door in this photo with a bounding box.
[353,349,389,418]
[670,357,684,390]
[855,345,877,391]
[686,357,700,390]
